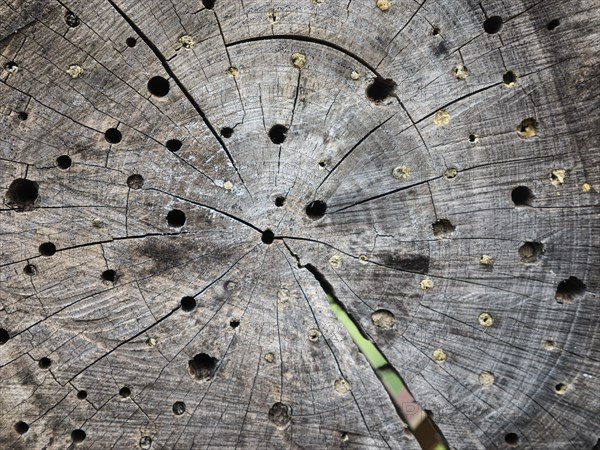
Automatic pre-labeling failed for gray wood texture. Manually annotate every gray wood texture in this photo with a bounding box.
[1,0,599,448]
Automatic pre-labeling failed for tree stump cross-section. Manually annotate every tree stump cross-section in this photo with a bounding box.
[1,0,599,449]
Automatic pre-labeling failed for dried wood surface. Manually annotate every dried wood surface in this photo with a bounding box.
[1,0,599,449]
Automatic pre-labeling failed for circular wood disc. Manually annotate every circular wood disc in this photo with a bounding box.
[1,1,599,449]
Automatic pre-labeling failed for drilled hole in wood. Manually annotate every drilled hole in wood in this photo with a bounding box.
[268,402,291,429]
[202,0,216,9]
[104,128,122,144]
[555,276,586,303]
[166,139,182,152]
[268,124,288,144]
[503,70,518,87]
[14,421,29,435]
[56,155,72,169]
[366,77,396,102]
[432,26,440,36]
[4,61,19,73]
[518,242,543,263]
[38,357,52,369]
[555,383,568,395]
[23,264,37,276]
[505,433,519,446]
[0,328,9,345]
[261,229,275,244]
[119,386,131,398]
[147,76,170,97]
[483,16,503,34]
[173,401,186,415]
[547,19,561,31]
[139,436,152,449]
[127,174,144,189]
[220,127,234,138]
[229,318,240,329]
[274,196,286,207]
[6,178,39,211]
[511,186,534,206]
[101,269,116,283]
[517,118,537,138]
[18,111,28,121]
[71,429,86,443]
[432,219,455,238]
[371,309,396,329]
[65,12,80,28]
[166,209,186,227]
[468,134,477,143]
[306,200,327,220]
[39,242,57,256]
[188,353,218,381]
[181,296,196,312]
[126,37,137,47]
[76,390,87,400]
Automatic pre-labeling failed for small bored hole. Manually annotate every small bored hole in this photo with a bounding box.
[220,127,234,138]
[230,318,240,329]
[101,269,116,283]
[468,134,477,143]
[147,76,170,97]
[181,296,196,312]
[262,229,275,244]
[173,401,186,415]
[555,276,586,303]
[39,357,52,369]
[547,19,560,31]
[166,139,182,152]
[23,264,37,276]
[126,37,137,47]
[6,178,39,211]
[166,209,186,227]
[119,386,131,398]
[432,219,455,238]
[503,71,517,86]
[306,200,327,220]
[268,402,291,429]
[188,353,218,381]
[432,26,440,36]
[71,429,86,443]
[14,421,29,435]
[127,174,144,190]
[511,186,534,207]
[56,155,72,169]
[505,433,519,446]
[274,196,286,207]
[483,16,503,34]
[202,0,216,9]
[76,390,87,400]
[0,328,10,345]
[518,242,543,263]
[39,242,57,257]
[18,111,28,121]
[65,12,80,28]
[269,124,288,144]
[104,128,122,144]
[366,77,396,102]
[554,383,567,394]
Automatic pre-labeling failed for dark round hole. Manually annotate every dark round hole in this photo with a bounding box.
[555,276,586,303]
[147,76,170,97]
[483,16,503,34]
[503,71,517,85]
[188,353,218,380]
[101,269,116,283]
[274,196,285,207]
[119,386,131,398]
[181,296,196,312]
[76,390,87,400]
[268,124,288,144]
[505,433,519,446]
[230,318,240,329]
[166,139,182,152]
[220,127,234,138]
[173,401,186,415]
[547,19,560,31]
[14,421,29,435]
[318,160,327,168]
[71,429,86,443]
[0,328,9,345]
[555,383,567,393]
[366,77,396,102]
[305,200,327,220]
[202,0,216,9]
[56,155,72,169]
[39,357,52,369]
[5,61,18,72]
[468,134,477,142]
[6,178,39,211]
[127,174,144,190]
[261,229,275,244]
[268,402,291,429]
[65,12,80,28]
[166,209,186,227]
[511,186,534,207]
[518,242,543,263]
[39,242,57,257]
[23,264,37,276]
[126,37,137,47]
[432,219,455,238]
[104,128,122,144]
[18,111,28,121]
[432,26,440,36]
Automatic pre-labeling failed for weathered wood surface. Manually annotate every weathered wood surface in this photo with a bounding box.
[1,0,599,448]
